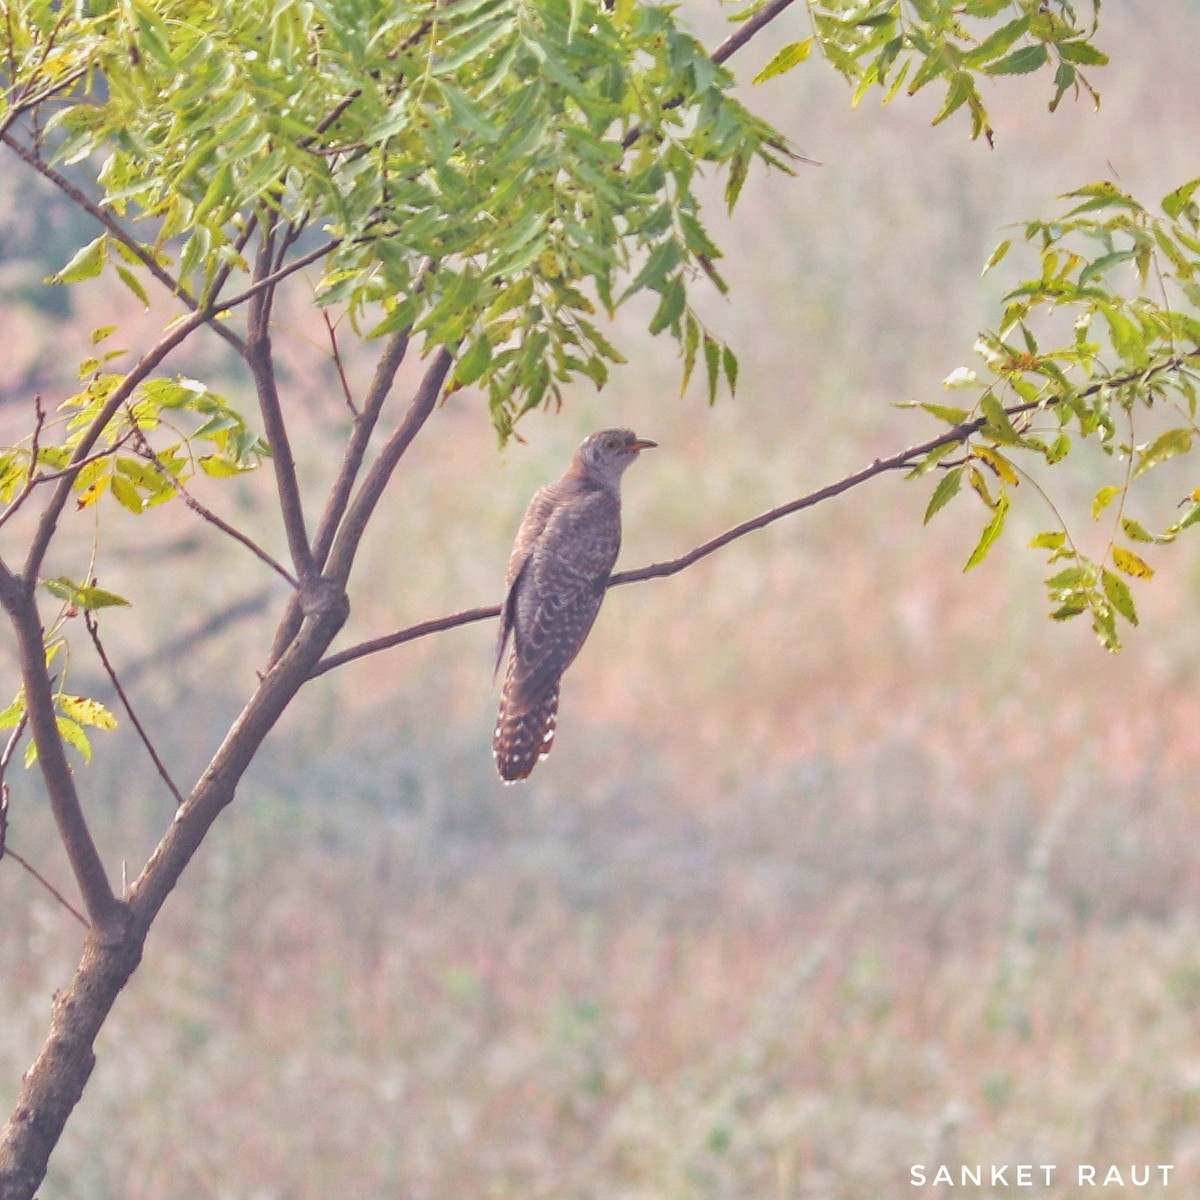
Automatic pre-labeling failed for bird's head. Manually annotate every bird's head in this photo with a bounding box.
[577,428,657,485]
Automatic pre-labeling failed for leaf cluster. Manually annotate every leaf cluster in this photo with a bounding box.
[749,0,1106,144]
[913,178,1200,649]
[6,0,788,428]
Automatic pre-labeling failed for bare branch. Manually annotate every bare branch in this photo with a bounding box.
[133,430,298,587]
[710,0,798,66]
[0,567,117,926]
[84,611,184,808]
[246,235,317,584]
[309,408,982,678]
[323,346,454,587]
[310,604,498,678]
[312,327,413,570]
[322,310,358,416]
[0,843,92,930]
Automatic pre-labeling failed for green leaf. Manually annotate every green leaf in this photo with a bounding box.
[1079,250,1133,285]
[41,578,131,610]
[753,39,813,85]
[1163,178,1200,220]
[1056,39,1109,66]
[454,334,493,386]
[964,493,1010,571]
[924,466,963,524]
[980,394,1025,446]
[985,44,1049,76]
[1029,530,1066,552]
[47,235,108,285]
[1121,517,1173,545]
[921,401,970,423]
[964,15,1032,67]
[722,345,739,396]
[0,695,25,729]
[647,277,686,335]
[983,239,1011,274]
[703,334,721,405]
[1133,428,1192,478]
[1101,569,1138,625]
[115,266,151,308]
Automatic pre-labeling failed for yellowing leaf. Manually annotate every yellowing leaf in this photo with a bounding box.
[1091,485,1122,519]
[973,444,1019,487]
[59,694,118,731]
[1101,569,1138,626]
[1111,545,1154,580]
[55,716,93,763]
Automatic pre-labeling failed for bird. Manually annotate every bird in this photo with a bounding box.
[493,428,657,782]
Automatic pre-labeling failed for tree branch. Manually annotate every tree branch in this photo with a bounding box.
[312,327,413,570]
[84,611,184,809]
[217,238,341,314]
[133,430,298,587]
[323,346,454,588]
[309,407,986,678]
[710,0,798,66]
[246,235,317,584]
[311,350,1200,680]
[0,566,117,927]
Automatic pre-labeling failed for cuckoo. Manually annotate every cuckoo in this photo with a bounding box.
[493,429,656,782]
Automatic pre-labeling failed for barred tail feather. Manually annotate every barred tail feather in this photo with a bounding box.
[494,677,560,783]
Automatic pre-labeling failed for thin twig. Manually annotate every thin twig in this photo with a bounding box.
[132,430,298,587]
[323,309,358,416]
[2,844,91,929]
[84,611,185,808]
[217,238,341,314]
[0,709,91,930]
[323,346,454,587]
[312,324,416,569]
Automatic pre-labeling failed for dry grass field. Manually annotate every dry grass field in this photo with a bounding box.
[3,3,1200,1197]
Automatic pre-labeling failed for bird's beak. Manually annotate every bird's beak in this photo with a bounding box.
[629,438,657,452]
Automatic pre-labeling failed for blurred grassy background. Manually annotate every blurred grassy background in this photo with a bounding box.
[4,3,1200,1196]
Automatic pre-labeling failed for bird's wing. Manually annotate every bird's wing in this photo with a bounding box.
[507,486,621,700]
[496,483,562,675]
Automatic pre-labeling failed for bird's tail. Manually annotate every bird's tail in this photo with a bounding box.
[494,672,559,783]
